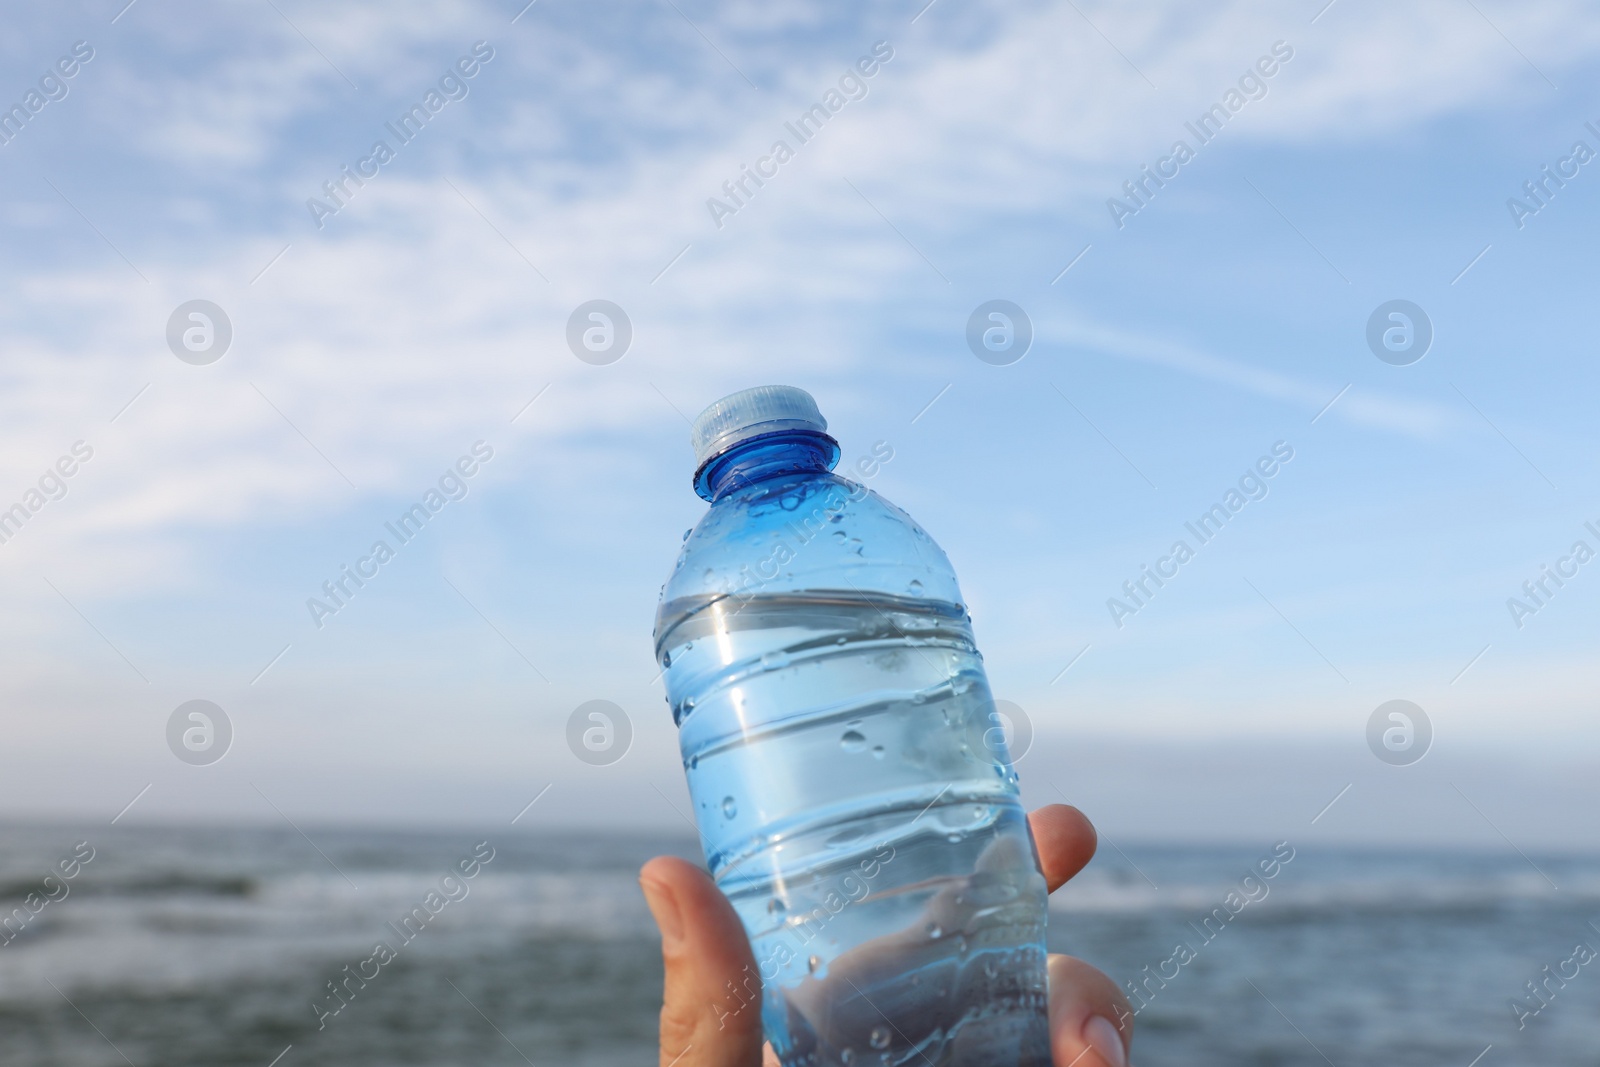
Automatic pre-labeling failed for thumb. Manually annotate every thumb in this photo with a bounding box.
[640,856,765,1067]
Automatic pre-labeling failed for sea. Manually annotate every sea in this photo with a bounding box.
[1,823,1596,1066]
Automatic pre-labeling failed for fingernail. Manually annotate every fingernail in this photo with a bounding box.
[639,877,684,946]
[1082,1014,1127,1067]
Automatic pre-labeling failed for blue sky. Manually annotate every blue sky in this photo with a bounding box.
[1,0,1598,848]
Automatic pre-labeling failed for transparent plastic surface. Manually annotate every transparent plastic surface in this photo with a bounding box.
[655,436,1049,1067]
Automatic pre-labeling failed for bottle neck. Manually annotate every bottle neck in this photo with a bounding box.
[695,430,840,501]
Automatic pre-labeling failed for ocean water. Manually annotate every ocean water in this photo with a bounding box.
[1,823,1597,1066]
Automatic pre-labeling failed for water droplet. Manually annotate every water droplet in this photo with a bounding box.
[927,923,942,939]
[908,579,924,595]
[661,653,671,667]
[833,530,847,542]
[956,935,968,955]
[946,832,964,843]
[869,1026,891,1050]
[840,729,867,752]
[840,1049,854,1065]
[760,651,790,670]
[808,954,821,974]
[836,636,847,645]
[984,961,998,978]
[682,528,693,542]
[767,898,787,915]
[871,745,885,759]
[703,568,715,581]
[721,796,737,819]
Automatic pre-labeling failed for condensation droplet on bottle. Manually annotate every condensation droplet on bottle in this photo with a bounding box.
[908,579,923,595]
[869,1026,891,1050]
[956,935,968,955]
[927,923,942,940]
[984,960,998,979]
[833,529,847,542]
[840,729,867,752]
[768,897,787,915]
[721,796,737,819]
[808,954,821,974]
[760,650,790,670]
[661,652,671,667]
[871,745,885,759]
[703,568,715,581]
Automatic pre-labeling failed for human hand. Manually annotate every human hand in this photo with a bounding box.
[639,803,1135,1067]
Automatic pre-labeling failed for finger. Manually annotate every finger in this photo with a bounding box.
[1047,954,1135,1067]
[1028,804,1098,892]
[640,856,764,1067]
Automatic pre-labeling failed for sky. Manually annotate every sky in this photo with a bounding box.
[1,0,1597,850]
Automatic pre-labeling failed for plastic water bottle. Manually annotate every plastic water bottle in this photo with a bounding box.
[654,386,1050,1067]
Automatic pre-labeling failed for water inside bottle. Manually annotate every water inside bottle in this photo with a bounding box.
[657,589,1051,1067]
